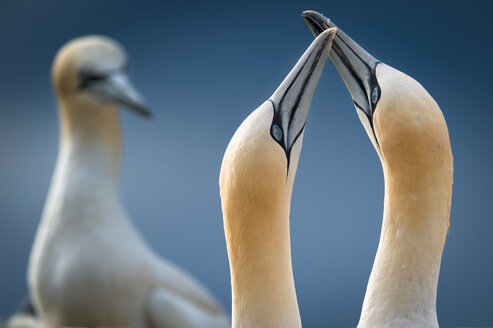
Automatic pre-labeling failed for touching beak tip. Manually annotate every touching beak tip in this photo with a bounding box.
[323,27,337,41]
[317,28,337,56]
[301,10,329,37]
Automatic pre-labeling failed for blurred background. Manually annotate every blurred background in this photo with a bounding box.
[0,0,492,326]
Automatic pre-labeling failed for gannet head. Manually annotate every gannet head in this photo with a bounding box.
[302,11,452,176]
[220,28,336,209]
[52,35,152,119]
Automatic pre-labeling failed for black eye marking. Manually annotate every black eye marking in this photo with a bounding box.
[268,99,292,172]
[371,86,379,104]
[268,100,285,147]
[368,63,382,113]
[272,124,283,141]
[369,82,381,113]
[78,71,106,90]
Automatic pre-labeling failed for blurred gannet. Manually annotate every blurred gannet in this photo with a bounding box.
[303,11,453,328]
[28,35,230,328]
[219,29,336,327]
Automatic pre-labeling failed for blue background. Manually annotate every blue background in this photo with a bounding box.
[0,0,492,326]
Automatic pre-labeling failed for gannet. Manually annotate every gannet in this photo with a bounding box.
[303,11,453,328]
[27,35,230,328]
[219,28,336,328]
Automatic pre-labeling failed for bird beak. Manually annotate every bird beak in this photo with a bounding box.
[270,27,336,154]
[302,10,380,120]
[89,72,153,119]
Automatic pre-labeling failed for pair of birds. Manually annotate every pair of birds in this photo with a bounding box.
[221,11,452,328]
[8,10,453,328]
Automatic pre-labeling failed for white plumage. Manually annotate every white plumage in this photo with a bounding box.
[27,35,229,328]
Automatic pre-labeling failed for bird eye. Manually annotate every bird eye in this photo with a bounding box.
[272,124,283,142]
[371,87,379,104]
[78,71,106,89]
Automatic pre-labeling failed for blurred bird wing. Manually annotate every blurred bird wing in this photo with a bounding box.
[145,288,230,328]
[5,313,42,328]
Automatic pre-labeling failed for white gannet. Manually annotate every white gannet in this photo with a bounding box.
[219,29,336,328]
[27,35,230,328]
[303,11,453,328]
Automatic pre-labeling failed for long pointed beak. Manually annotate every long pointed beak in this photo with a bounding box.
[89,72,153,119]
[302,10,380,119]
[270,27,336,153]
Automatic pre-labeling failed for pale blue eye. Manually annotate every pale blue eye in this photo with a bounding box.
[372,87,379,104]
[272,124,282,141]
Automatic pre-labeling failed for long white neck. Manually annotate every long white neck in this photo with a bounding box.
[224,191,300,328]
[43,97,122,227]
[358,160,451,327]
[59,97,121,178]
[220,105,304,327]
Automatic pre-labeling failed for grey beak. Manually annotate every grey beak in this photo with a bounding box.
[302,10,381,119]
[269,27,336,158]
[88,72,153,119]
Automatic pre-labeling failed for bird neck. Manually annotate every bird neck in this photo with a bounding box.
[223,190,301,328]
[57,97,122,184]
[358,161,452,327]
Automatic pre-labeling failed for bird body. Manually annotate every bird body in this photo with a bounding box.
[220,29,336,327]
[303,12,453,328]
[28,35,229,328]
